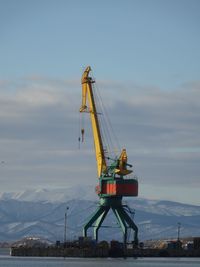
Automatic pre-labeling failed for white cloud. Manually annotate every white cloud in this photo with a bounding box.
[16,88,61,107]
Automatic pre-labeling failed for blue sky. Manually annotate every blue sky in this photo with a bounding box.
[1,0,199,85]
[0,0,200,205]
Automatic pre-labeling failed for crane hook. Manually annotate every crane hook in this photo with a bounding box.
[81,128,85,142]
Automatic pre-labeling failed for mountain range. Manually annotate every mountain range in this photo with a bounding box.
[0,186,200,242]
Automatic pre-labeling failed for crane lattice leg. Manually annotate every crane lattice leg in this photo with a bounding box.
[112,207,128,247]
[112,206,138,247]
[119,206,138,245]
[83,206,108,240]
[93,207,109,241]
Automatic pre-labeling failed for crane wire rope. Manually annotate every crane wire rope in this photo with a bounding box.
[92,78,121,161]
[93,82,118,156]
[92,83,112,158]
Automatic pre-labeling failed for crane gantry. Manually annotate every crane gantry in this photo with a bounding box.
[79,66,138,246]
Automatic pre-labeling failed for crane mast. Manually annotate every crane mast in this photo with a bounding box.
[79,66,138,247]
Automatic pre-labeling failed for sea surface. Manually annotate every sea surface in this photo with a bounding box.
[0,249,200,267]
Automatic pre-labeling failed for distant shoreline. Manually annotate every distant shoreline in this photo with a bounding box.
[10,246,200,258]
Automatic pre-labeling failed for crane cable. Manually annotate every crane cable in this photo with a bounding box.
[92,80,121,159]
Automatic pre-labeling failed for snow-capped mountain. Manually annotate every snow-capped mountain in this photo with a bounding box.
[0,185,96,203]
[0,186,200,242]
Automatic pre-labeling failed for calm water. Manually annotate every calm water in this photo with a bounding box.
[0,249,200,267]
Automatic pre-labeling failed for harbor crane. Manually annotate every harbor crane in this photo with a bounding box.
[79,66,138,246]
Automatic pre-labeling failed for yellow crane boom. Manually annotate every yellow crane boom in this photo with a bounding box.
[79,66,132,178]
[80,66,107,177]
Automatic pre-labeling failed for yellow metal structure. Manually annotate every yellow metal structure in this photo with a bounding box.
[80,66,132,178]
[80,66,107,177]
[115,149,133,176]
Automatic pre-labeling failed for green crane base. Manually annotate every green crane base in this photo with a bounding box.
[83,197,138,246]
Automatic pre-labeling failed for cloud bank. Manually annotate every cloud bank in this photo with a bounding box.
[0,77,199,204]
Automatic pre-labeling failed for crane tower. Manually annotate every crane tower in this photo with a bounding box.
[79,66,138,246]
